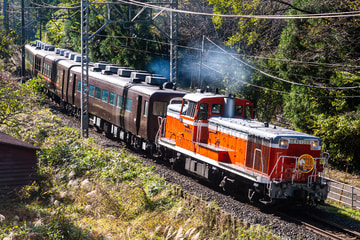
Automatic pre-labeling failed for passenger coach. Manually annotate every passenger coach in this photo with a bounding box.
[25,41,187,152]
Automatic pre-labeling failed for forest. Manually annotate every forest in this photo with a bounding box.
[2,0,360,173]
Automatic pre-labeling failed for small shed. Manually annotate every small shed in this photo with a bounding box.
[0,132,39,195]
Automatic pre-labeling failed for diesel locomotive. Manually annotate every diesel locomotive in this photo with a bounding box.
[25,41,329,205]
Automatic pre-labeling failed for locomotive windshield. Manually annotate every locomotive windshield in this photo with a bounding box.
[181,100,197,118]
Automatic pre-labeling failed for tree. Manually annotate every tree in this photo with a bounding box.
[0,29,17,72]
[207,0,298,121]
[0,78,44,127]
[274,0,360,170]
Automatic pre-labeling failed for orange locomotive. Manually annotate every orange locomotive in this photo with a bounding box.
[157,92,329,204]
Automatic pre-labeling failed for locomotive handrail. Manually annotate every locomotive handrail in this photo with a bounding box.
[155,116,166,145]
[268,155,294,181]
[269,155,329,185]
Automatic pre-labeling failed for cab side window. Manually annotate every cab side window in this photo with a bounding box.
[235,105,243,116]
[211,104,221,114]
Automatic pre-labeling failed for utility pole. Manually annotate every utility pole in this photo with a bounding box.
[21,0,25,78]
[80,0,89,138]
[3,0,7,31]
[198,35,204,89]
[169,0,178,84]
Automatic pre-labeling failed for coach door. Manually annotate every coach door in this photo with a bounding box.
[136,96,142,135]
[59,69,65,100]
[67,73,76,105]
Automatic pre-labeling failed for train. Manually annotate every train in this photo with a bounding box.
[25,40,330,205]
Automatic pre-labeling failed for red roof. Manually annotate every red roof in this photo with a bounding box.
[0,132,40,150]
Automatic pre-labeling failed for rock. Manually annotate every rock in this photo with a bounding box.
[86,190,97,198]
[54,200,60,207]
[68,179,79,188]
[68,170,76,179]
[0,214,5,222]
[81,179,92,190]
[84,205,92,213]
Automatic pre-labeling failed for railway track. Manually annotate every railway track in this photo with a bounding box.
[305,212,360,240]
[273,208,360,240]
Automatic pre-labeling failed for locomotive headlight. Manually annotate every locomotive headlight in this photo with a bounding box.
[311,140,320,150]
[279,138,289,148]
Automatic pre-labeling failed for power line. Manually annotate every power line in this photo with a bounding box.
[28,1,80,9]
[27,0,360,19]
[202,62,360,99]
[204,37,360,90]
[67,31,360,90]
[23,1,360,70]
[120,0,360,19]
[90,33,360,70]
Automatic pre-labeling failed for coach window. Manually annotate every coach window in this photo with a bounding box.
[116,95,123,108]
[102,89,109,103]
[76,80,81,92]
[235,105,243,117]
[125,99,132,112]
[197,103,208,120]
[69,73,73,82]
[109,92,116,105]
[95,87,101,100]
[211,104,221,115]
[43,63,46,76]
[56,70,60,83]
[153,101,168,117]
[144,100,149,117]
[89,85,95,97]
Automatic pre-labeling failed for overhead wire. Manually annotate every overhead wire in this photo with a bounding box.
[119,0,360,19]
[76,32,360,98]
[23,0,360,97]
[25,0,360,19]
[201,62,360,98]
[204,37,360,90]
[94,33,360,70]
[68,31,360,92]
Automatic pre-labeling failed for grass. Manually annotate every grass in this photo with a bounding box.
[319,202,360,223]
[0,103,279,239]
[327,168,360,188]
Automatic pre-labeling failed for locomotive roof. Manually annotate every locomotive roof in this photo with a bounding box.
[209,117,320,142]
[183,92,224,102]
[183,92,252,103]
